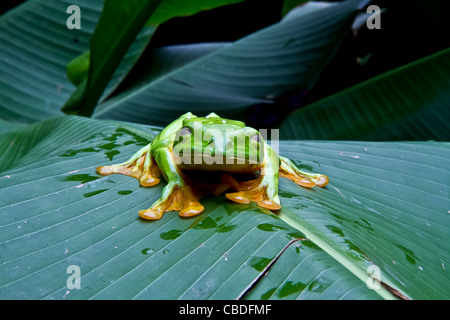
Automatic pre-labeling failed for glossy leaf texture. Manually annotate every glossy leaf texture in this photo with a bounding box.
[271,141,450,300]
[91,0,363,126]
[0,0,153,125]
[1,116,448,299]
[279,47,450,141]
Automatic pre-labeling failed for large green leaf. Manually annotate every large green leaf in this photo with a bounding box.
[64,0,244,88]
[0,119,24,136]
[279,47,450,141]
[0,116,448,299]
[0,0,153,125]
[269,141,450,299]
[61,0,162,116]
[91,0,363,126]
[62,0,245,117]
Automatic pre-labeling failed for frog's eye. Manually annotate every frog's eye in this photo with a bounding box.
[179,127,192,136]
[251,134,261,143]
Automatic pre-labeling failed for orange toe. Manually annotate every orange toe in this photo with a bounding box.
[179,203,204,218]
[225,192,251,204]
[139,185,204,220]
[225,188,281,211]
[280,171,316,188]
[140,175,160,187]
[97,165,114,175]
[139,208,164,220]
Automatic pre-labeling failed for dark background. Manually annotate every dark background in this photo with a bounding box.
[2,0,449,126]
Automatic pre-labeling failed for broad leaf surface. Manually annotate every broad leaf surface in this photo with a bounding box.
[270,141,450,299]
[0,116,448,300]
[0,0,153,125]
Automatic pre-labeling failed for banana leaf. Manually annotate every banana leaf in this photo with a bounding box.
[0,0,154,125]
[1,116,448,300]
[62,0,245,116]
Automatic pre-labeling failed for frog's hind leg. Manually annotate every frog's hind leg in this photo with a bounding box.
[139,183,204,220]
[222,174,281,211]
[279,156,328,188]
[97,143,161,187]
[223,144,282,211]
[138,148,204,220]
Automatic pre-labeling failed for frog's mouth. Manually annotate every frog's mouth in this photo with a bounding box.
[182,167,261,185]
[174,154,262,173]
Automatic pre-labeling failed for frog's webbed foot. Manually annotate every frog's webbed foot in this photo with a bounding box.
[139,183,204,220]
[222,174,281,211]
[138,148,204,220]
[97,144,161,187]
[279,156,328,188]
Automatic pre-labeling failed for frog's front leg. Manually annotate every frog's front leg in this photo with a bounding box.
[138,148,204,220]
[224,144,281,210]
[279,156,329,187]
[97,143,161,187]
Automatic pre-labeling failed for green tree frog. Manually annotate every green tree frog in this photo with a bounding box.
[97,112,328,220]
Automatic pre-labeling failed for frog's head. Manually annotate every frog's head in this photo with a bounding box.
[172,114,264,172]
